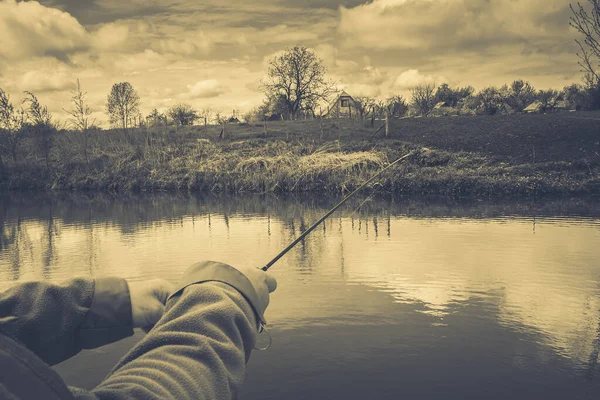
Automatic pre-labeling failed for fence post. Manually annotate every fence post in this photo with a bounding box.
[263,117,268,136]
[385,112,389,137]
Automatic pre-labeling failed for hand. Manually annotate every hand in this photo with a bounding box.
[127,279,174,332]
[233,265,277,317]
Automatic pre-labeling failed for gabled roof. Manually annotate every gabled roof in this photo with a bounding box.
[324,91,355,116]
[523,100,543,112]
[434,101,449,109]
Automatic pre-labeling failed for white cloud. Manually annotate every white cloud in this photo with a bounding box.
[19,66,77,93]
[338,0,575,51]
[393,69,446,90]
[0,0,89,61]
[185,79,227,99]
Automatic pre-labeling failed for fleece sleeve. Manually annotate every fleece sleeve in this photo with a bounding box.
[70,281,259,400]
[0,278,134,366]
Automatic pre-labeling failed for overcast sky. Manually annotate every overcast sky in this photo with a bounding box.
[0,0,584,125]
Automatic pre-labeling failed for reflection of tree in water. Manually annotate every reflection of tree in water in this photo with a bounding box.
[586,288,600,381]
[40,205,59,279]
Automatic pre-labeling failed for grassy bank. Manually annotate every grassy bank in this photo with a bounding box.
[2,111,600,198]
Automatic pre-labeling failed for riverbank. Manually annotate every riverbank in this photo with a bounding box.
[2,112,599,198]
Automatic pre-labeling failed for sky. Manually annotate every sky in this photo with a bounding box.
[0,0,586,126]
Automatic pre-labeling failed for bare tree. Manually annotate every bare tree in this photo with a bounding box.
[385,95,409,117]
[23,92,55,167]
[106,82,140,129]
[0,88,27,163]
[353,96,376,124]
[262,46,336,120]
[505,80,537,112]
[64,80,94,164]
[410,84,437,116]
[537,89,560,112]
[168,104,199,127]
[570,0,600,87]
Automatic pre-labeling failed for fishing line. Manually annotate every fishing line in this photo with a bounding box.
[261,150,416,271]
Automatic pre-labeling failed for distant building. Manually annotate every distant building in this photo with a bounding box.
[227,116,240,124]
[325,91,357,118]
[523,101,543,113]
[433,101,449,110]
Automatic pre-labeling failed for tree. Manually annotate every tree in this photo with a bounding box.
[146,108,164,127]
[434,83,475,107]
[0,88,28,163]
[64,80,94,163]
[570,1,600,87]
[385,95,409,117]
[537,89,560,112]
[23,92,55,167]
[505,80,536,112]
[106,82,140,129]
[168,104,199,127]
[410,83,437,116]
[262,46,336,120]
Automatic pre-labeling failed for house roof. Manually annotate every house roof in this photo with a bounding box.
[433,101,449,109]
[523,100,543,112]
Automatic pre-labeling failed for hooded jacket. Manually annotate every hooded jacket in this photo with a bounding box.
[0,262,262,399]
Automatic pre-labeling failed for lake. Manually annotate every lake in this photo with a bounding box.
[1,192,599,399]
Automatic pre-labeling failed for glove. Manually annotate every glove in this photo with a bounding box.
[168,261,277,326]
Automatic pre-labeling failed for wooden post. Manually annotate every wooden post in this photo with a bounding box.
[385,112,389,137]
[319,107,324,140]
[204,116,207,131]
[263,117,268,136]
[371,105,375,128]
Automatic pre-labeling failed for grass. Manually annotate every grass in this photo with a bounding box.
[1,111,599,198]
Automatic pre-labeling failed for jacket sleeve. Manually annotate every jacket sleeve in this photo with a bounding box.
[70,263,261,400]
[0,278,134,366]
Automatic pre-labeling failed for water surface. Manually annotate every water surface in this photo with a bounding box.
[0,193,599,399]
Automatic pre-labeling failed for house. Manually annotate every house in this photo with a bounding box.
[523,101,543,113]
[433,101,449,110]
[227,116,240,124]
[325,91,357,118]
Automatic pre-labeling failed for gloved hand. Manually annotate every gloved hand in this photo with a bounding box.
[232,264,277,317]
[168,261,277,327]
[127,279,174,332]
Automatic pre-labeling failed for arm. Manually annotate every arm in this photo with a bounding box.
[71,261,276,400]
[0,278,134,366]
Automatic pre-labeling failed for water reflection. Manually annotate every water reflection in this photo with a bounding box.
[1,192,600,396]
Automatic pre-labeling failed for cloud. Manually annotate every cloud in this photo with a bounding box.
[0,0,89,62]
[338,0,576,51]
[20,66,78,93]
[185,79,228,99]
[393,69,446,90]
[342,83,381,98]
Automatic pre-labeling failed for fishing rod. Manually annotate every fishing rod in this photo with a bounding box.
[261,150,416,272]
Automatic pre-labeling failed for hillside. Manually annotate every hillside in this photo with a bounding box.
[1,111,599,198]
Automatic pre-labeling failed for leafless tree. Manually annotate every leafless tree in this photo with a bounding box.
[385,95,409,117]
[570,1,600,86]
[106,82,140,129]
[537,89,560,112]
[505,80,537,112]
[23,92,55,167]
[64,80,94,164]
[410,84,437,116]
[0,88,27,163]
[262,46,336,120]
[353,96,376,124]
[168,104,199,127]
